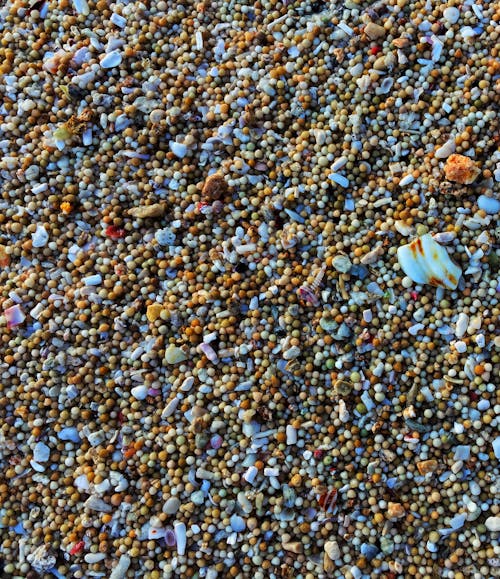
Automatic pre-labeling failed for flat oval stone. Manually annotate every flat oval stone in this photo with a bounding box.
[163,497,181,515]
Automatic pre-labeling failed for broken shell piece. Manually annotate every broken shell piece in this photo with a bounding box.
[174,521,186,555]
[27,545,56,574]
[4,304,25,328]
[32,224,49,247]
[109,555,131,579]
[444,154,481,184]
[84,496,112,513]
[165,344,187,364]
[397,234,462,289]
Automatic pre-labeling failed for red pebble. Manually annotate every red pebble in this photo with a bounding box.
[70,541,85,555]
[105,225,126,239]
[370,45,382,55]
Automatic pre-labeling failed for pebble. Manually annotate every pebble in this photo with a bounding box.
[33,442,50,463]
[163,497,181,516]
[131,385,148,400]
[477,195,500,215]
[57,427,81,443]
[230,514,246,533]
[165,344,187,365]
[100,50,122,69]
[443,6,460,24]
[493,437,500,460]
[32,225,48,248]
[485,517,500,532]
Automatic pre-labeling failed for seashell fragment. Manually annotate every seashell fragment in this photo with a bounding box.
[201,173,229,201]
[444,154,481,184]
[443,7,460,24]
[397,234,462,289]
[4,304,25,328]
[174,521,186,555]
[109,555,131,579]
[27,545,56,574]
[169,141,188,158]
[434,138,455,159]
[84,496,112,513]
[100,50,122,69]
[329,172,349,188]
[32,224,49,247]
[33,442,50,462]
[417,459,438,475]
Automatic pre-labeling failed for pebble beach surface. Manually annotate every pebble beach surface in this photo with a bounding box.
[0,0,499,577]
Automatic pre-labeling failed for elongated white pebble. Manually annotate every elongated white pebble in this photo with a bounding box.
[100,50,122,69]
[243,466,258,484]
[455,312,469,338]
[109,555,131,579]
[286,425,297,445]
[161,397,179,419]
[174,521,186,555]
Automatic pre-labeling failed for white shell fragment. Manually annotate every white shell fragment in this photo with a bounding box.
[32,224,49,247]
[72,0,90,16]
[101,50,122,69]
[397,234,462,290]
[434,139,455,159]
[109,555,131,579]
[443,7,460,24]
[33,442,50,462]
[174,521,187,555]
[170,141,188,158]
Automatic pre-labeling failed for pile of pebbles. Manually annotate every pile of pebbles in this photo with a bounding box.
[0,0,499,577]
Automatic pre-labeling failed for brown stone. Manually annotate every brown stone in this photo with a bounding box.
[128,203,166,219]
[365,22,386,40]
[201,173,229,201]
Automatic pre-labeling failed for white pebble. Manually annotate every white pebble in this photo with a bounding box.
[443,6,460,24]
[329,173,349,188]
[455,312,469,338]
[83,274,102,286]
[170,141,188,158]
[131,385,148,400]
[110,13,126,28]
[485,516,500,532]
[100,50,122,69]
[72,0,89,16]
[434,139,455,159]
[493,437,500,460]
[477,195,500,215]
[286,425,297,445]
[454,340,467,353]
[243,466,258,484]
[32,224,49,248]
[33,442,50,462]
